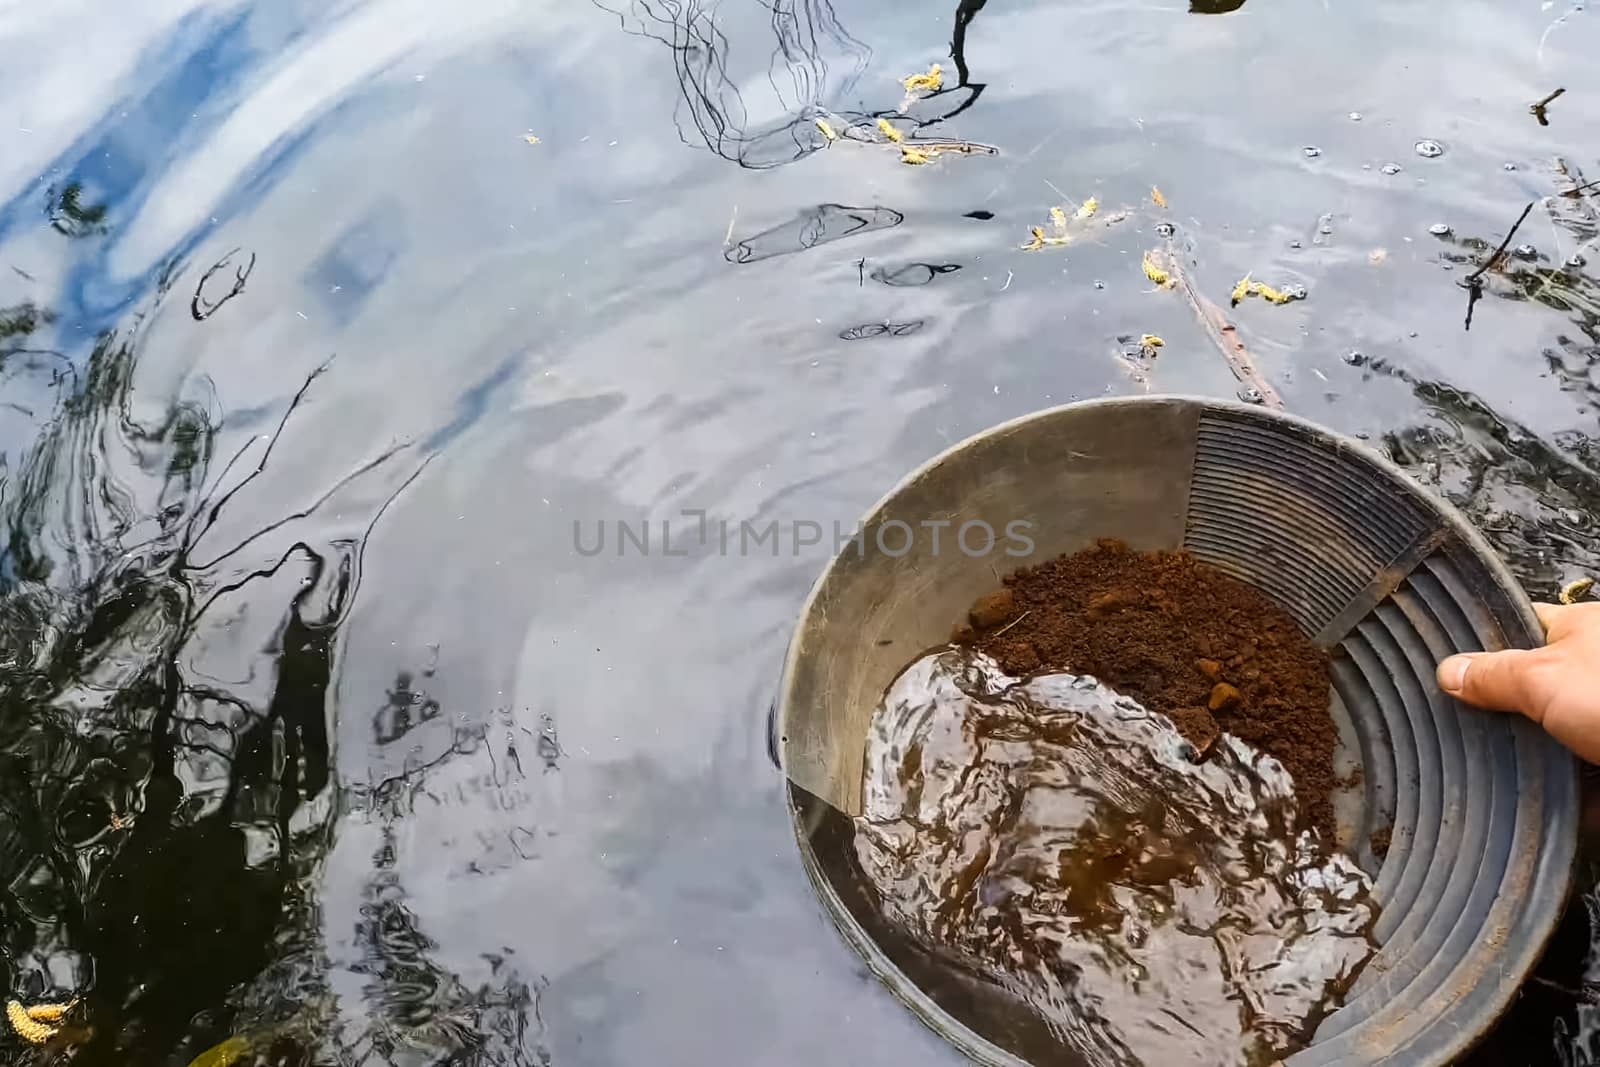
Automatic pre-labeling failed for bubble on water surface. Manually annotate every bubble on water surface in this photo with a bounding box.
[1414,139,1445,158]
[1382,162,1403,175]
[1303,146,1323,158]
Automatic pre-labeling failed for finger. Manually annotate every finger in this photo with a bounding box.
[1436,648,1553,719]
[1535,600,1600,641]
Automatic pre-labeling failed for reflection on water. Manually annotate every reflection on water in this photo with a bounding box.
[2,0,1600,1061]
[593,0,873,169]
[0,277,540,1061]
[856,649,1375,1067]
[724,203,904,264]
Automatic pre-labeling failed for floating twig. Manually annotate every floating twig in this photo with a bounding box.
[1531,87,1566,126]
[1561,178,1600,200]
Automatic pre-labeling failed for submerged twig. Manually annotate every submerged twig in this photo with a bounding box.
[1154,247,1283,409]
[1461,201,1535,331]
[1465,202,1536,286]
[1526,975,1600,1003]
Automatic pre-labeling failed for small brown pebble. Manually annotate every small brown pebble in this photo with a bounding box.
[969,589,1017,629]
[951,623,976,644]
[1196,658,1223,679]
[1208,682,1243,712]
[1087,589,1142,615]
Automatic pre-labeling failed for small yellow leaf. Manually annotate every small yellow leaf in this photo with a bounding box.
[1140,334,1165,348]
[876,118,904,143]
[902,63,944,93]
[900,147,930,165]
[1076,197,1099,220]
[1023,226,1047,251]
[1231,275,1252,306]
[1252,282,1296,305]
[1142,251,1173,288]
[186,1034,255,1067]
[815,118,838,142]
[1560,577,1595,604]
[1152,186,1168,209]
[1049,206,1068,233]
[522,134,541,145]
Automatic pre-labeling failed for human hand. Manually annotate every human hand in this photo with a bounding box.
[1436,602,1600,763]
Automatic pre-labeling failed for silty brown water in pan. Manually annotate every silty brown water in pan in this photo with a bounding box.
[854,649,1377,1067]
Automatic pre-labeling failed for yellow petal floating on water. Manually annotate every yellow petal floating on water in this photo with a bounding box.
[6,1001,57,1045]
[522,133,541,145]
[876,118,904,143]
[815,118,838,142]
[1140,334,1165,348]
[900,147,930,165]
[187,1034,255,1067]
[1232,277,1302,306]
[1023,226,1047,251]
[1076,197,1099,220]
[1049,206,1068,233]
[902,63,943,93]
[1152,186,1168,209]
[1560,577,1596,604]
[1142,251,1173,288]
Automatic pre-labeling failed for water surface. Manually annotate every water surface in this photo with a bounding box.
[1,0,1599,1063]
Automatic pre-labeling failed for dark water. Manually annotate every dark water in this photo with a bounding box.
[856,649,1376,1066]
[0,0,1599,1064]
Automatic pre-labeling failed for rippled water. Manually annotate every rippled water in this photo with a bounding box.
[857,650,1375,1067]
[0,0,1599,1063]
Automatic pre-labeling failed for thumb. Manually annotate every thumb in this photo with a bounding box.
[1436,649,1550,719]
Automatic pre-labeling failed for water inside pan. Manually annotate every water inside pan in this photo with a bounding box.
[854,648,1378,1067]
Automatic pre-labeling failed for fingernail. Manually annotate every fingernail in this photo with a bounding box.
[1439,656,1471,694]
